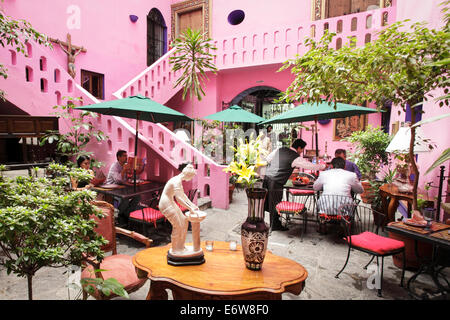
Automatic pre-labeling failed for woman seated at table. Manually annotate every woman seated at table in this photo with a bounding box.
[71,155,95,191]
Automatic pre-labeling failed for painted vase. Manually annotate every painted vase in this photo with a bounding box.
[241,187,269,271]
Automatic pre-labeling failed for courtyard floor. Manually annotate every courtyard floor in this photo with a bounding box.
[0,188,448,300]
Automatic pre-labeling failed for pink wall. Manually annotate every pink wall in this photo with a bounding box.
[1,0,173,100]
[1,0,448,211]
[210,0,312,38]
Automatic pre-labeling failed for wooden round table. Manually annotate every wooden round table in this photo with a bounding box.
[133,241,308,300]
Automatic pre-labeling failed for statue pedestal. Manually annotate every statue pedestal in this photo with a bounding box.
[167,246,205,266]
[167,210,207,266]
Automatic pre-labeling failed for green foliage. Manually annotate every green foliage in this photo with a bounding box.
[39,97,108,168]
[344,126,392,180]
[425,147,450,174]
[0,9,51,99]
[368,167,397,210]
[78,269,129,299]
[277,18,449,209]
[0,163,108,299]
[170,28,218,102]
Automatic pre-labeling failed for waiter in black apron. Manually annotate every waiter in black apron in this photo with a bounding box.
[263,138,326,231]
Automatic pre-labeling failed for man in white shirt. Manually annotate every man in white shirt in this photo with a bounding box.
[263,138,326,231]
[313,157,363,217]
[106,150,140,227]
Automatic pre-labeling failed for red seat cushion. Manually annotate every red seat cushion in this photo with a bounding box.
[81,254,147,299]
[319,213,351,222]
[289,189,315,196]
[347,232,405,255]
[129,207,165,227]
[276,201,305,215]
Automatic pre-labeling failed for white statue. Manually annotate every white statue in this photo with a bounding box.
[158,163,206,265]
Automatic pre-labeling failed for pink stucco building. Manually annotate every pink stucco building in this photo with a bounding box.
[0,0,448,215]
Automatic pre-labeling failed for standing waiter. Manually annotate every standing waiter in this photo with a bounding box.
[263,138,326,231]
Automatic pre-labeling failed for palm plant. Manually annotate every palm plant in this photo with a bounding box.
[169,28,218,140]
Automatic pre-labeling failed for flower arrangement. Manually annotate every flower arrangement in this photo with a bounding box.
[223,133,267,189]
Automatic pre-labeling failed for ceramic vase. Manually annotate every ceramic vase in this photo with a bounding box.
[241,187,269,271]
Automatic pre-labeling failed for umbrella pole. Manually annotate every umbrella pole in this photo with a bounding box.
[314,118,319,158]
[133,112,140,190]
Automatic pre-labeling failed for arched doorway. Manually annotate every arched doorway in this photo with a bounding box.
[230,86,284,132]
[229,86,296,148]
[147,8,167,66]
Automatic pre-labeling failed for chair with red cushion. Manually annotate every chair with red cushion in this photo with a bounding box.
[129,193,166,236]
[275,200,307,240]
[335,204,406,297]
[315,193,360,235]
[81,201,152,300]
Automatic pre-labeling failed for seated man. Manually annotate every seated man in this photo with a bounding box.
[106,150,141,226]
[313,157,363,216]
[335,148,362,180]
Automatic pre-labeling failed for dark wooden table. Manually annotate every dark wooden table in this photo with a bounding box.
[386,221,450,299]
[133,241,308,300]
[93,181,165,204]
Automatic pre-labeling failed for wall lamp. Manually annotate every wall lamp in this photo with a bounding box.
[129,15,139,23]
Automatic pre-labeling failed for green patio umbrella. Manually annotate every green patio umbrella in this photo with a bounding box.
[203,105,266,123]
[75,94,192,188]
[259,101,381,156]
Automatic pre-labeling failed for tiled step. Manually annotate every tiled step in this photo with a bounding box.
[198,197,212,211]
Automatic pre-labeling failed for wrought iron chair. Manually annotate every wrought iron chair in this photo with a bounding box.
[81,200,152,300]
[128,192,166,236]
[335,204,406,297]
[275,174,316,240]
[314,193,360,235]
[284,173,317,235]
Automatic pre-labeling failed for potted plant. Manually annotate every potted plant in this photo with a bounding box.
[223,133,268,270]
[344,125,392,203]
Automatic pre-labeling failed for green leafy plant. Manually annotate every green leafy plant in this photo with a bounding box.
[71,268,129,300]
[169,28,218,140]
[344,125,392,180]
[40,97,108,168]
[277,15,449,210]
[0,163,108,300]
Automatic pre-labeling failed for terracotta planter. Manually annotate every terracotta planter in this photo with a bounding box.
[360,180,375,204]
[229,184,235,203]
[388,231,433,270]
[241,188,269,271]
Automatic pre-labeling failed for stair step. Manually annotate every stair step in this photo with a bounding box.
[198,197,212,211]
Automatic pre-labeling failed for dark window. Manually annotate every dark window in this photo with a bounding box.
[228,10,245,25]
[81,70,104,99]
[147,8,167,66]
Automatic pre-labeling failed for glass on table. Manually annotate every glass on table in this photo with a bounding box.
[229,240,237,251]
[205,240,214,251]
[422,208,435,230]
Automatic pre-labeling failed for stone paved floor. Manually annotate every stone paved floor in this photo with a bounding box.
[0,188,448,300]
